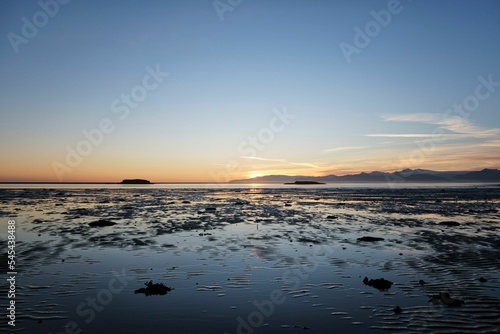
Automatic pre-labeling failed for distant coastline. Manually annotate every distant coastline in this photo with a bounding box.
[231,168,500,184]
[1,168,500,184]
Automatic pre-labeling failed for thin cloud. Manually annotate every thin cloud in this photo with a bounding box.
[366,134,438,138]
[480,140,500,147]
[382,113,442,123]
[321,146,368,154]
[380,113,500,138]
[241,156,319,168]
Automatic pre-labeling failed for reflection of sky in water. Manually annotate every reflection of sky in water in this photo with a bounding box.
[0,187,499,333]
[23,243,401,333]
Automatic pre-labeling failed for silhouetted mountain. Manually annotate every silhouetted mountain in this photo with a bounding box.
[455,169,500,182]
[230,169,500,183]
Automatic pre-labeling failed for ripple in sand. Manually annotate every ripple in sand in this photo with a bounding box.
[187,271,207,278]
[292,292,311,298]
[26,285,51,290]
[24,314,68,321]
[197,285,222,291]
[319,282,344,290]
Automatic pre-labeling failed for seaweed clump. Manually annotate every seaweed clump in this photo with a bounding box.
[134,281,172,296]
[363,277,393,291]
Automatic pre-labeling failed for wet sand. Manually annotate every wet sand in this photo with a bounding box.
[0,186,499,333]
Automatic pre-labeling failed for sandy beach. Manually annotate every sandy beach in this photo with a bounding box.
[1,185,499,333]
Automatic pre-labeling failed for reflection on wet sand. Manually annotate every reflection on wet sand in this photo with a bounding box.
[0,186,499,333]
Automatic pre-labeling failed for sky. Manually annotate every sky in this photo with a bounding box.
[1,0,499,182]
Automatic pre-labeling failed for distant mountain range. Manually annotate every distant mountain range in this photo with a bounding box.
[230,168,500,183]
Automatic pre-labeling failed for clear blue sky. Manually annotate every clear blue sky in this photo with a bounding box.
[1,0,499,182]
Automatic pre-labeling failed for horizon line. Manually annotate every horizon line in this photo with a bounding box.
[1,167,498,184]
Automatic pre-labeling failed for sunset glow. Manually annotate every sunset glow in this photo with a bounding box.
[249,173,264,179]
[1,1,499,182]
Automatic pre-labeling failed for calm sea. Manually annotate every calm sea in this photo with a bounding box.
[0,182,497,189]
[0,182,500,189]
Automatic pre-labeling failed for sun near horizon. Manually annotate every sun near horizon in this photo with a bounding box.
[248,172,264,179]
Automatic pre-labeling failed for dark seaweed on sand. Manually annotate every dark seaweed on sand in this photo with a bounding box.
[429,292,465,307]
[363,277,393,291]
[357,236,385,242]
[135,281,173,296]
[88,220,116,227]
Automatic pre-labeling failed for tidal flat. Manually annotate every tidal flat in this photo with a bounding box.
[0,186,499,333]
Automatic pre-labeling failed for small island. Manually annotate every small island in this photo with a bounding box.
[120,179,152,184]
[284,181,325,185]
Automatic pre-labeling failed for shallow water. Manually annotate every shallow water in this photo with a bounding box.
[0,186,499,333]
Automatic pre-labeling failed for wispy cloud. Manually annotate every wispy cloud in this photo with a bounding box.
[378,113,500,138]
[321,146,368,154]
[382,113,441,123]
[479,139,500,147]
[366,134,439,138]
[241,156,319,168]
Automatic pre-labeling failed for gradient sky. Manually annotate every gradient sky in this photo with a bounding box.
[1,0,499,182]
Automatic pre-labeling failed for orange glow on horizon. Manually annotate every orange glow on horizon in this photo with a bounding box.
[1,154,499,183]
